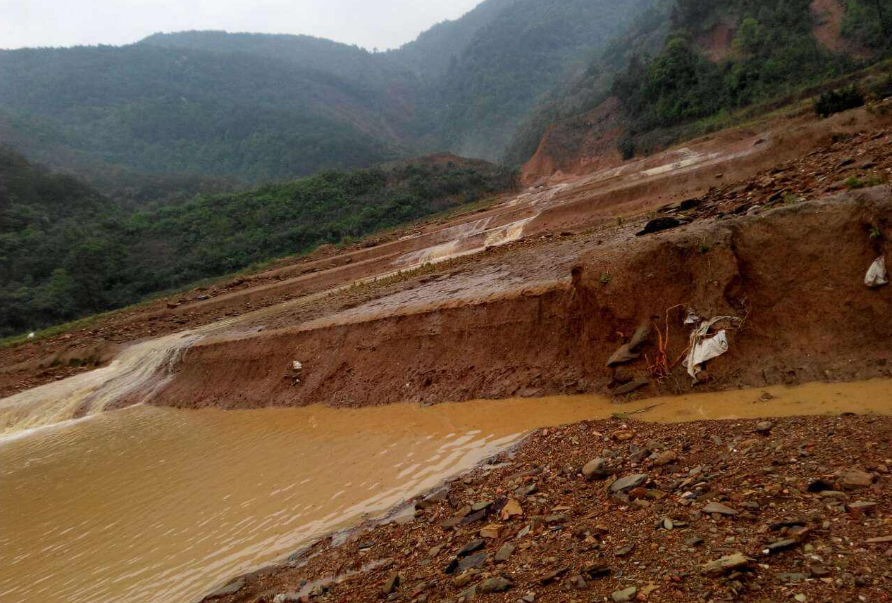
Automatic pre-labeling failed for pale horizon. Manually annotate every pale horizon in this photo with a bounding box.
[0,0,483,52]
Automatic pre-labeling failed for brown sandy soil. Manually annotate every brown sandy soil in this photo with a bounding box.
[3,102,892,401]
[152,189,892,412]
[151,117,892,412]
[204,415,892,603]
[521,98,625,188]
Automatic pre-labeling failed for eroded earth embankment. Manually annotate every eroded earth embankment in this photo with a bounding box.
[5,103,892,401]
[153,191,891,411]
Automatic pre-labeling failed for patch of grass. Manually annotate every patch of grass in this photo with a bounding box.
[618,136,636,161]
[845,175,885,190]
[868,75,892,101]
[869,226,883,241]
[698,243,710,254]
[599,273,612,287]
[783,192,802,205]
[0,314,106,350]
[845,176,867,189]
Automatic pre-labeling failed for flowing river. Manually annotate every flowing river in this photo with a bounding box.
[2,338,891,603]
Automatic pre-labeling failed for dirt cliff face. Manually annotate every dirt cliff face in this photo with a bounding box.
[521,98,624,186]
[152,189,891,412]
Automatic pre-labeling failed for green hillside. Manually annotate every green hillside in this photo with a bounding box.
[428,0,657,160]
[0,45,406,186]
[506,0,891,165]
[0,0,652,195]
[0,147,515,337]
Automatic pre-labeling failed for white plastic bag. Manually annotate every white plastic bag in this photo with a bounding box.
[865,256,888,288]
[684,316,741,382]
[690,330,729,366]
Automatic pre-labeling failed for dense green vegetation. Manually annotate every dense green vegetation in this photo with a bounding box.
[842,0,892,51]
[0,44,407,190]
[0,0,650,196]
[424,0,656,160]
[506,0,892,165]
[387,0,517,81]
[613,0,854,137]
[815,84,866,117]
[0,148,515,337]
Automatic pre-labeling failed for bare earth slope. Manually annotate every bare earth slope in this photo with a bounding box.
[3,100,891,405]
[151,190,892,411]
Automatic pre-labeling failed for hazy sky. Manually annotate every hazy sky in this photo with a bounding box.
[0,0,483,51]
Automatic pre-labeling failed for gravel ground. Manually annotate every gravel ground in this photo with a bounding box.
[207,415,892,603]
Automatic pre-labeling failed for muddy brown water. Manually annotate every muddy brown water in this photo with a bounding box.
[2,380,891,603]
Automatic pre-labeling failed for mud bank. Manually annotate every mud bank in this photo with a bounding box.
[154,193,891,411]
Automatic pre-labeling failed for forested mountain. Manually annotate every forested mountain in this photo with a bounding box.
[425,0,657,160]
[507,0,892,166]
[0,44,407,188]
[0,0,652,195]
[0,147,515,337]
[387,0,518,81]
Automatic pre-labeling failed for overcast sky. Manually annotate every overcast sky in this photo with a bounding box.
[0,0,484,51]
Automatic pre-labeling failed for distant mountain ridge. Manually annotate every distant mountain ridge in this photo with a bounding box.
[0,0,652,194]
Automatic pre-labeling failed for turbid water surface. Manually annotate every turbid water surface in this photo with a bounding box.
[2,379,891,603]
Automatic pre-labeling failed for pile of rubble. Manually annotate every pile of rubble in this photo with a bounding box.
[207,415,892,603]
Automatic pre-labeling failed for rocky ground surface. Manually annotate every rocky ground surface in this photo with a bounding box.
[658,126,892,223]
[206,415,892,603]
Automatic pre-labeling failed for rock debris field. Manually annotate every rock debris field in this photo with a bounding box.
[207,414,892,603]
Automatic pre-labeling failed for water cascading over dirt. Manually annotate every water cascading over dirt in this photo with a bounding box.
[0,206,548,441]
[0,332,204,439]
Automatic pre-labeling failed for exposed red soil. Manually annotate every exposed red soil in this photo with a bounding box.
[152,186,892,412]
[698,20,737,63]
[206,415,892,603]
[4,103,892,403]
[811,0,873,60]
[521,98,625,187]
[813,0,846,53]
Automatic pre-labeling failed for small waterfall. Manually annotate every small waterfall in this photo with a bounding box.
[396,216,537,268]
[483,216,535,247]
[0,331,203,440]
